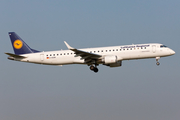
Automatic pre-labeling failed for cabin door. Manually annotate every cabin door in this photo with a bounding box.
[152,45,156,53]
[40,54,44,61]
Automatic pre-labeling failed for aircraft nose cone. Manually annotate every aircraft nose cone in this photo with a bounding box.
[170,49,175,55]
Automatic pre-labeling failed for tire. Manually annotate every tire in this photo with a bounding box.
[90,65,95,70]
[156,62,160,66]
[93,68,98,73]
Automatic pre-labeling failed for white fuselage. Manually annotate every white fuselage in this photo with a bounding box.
[16,43,175,66]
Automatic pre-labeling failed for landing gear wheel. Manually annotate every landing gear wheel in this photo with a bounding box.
[93,67,98,73]
[90,65,95,70]
[89,65,99,73]
[155,57,160,66]
[156,62,160,66]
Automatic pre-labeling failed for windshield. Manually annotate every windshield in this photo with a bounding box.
[160,45,167,48]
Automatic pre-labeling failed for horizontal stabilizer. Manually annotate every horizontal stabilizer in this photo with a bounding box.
[5,53,26,58]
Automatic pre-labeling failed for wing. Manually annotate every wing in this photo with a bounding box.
[5,53,26,58]
[64,41,102,63]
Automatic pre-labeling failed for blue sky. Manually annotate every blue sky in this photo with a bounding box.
[1,0,180,120]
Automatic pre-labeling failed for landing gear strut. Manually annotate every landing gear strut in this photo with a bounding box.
[156,57,160,66]
[89,65,99,73]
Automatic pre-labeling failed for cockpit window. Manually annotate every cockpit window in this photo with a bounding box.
[160,45,167,48]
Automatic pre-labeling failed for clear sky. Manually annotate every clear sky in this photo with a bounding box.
[1,0,180,120]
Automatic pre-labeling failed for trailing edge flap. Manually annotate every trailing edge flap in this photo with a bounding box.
[64,41,102,59]
[5,53,26,58]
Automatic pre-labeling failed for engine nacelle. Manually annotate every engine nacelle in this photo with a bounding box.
[103,55,117,64]
[102,55,122,67]
[108,61,122,67]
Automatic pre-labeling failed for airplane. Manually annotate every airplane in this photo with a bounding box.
[5,32,175,73]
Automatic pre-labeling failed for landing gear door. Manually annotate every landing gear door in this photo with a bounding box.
[152,45,156,53]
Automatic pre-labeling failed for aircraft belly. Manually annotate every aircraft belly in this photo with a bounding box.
[73,57,85,64]
[24,54,41,63]
[119,52,130,60]
[46,57,74,65]
[129,50,155,59]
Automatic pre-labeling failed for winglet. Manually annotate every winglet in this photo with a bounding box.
[64,41,74,50]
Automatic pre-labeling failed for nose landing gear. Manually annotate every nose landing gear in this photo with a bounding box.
[156,62,160,66]
[156,57,160,66]
[89,65,99,73]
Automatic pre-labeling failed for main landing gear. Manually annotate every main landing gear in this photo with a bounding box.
[89,65,99,73]
[156,57,160,66]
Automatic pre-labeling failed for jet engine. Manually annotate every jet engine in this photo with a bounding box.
[103,55,117,64]
[102,55,122,67]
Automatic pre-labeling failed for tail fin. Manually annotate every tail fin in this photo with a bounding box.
[9,32,40,55]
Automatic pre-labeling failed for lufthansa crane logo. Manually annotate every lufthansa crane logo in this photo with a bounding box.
[13,40,23,49]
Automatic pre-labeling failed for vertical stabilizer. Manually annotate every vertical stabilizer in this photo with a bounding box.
[9,32,40,55]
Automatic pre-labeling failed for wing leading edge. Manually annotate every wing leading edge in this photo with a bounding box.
[64,41,102,63]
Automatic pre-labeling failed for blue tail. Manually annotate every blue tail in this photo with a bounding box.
[9,32,40,55]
